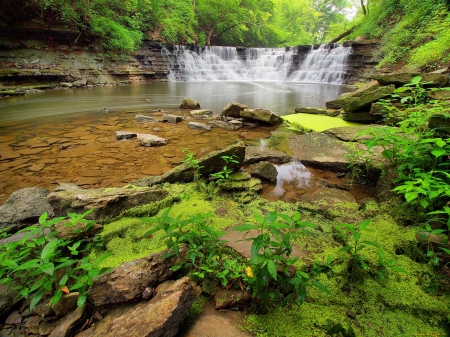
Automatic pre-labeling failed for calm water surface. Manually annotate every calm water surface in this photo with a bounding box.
[0,81,353,204]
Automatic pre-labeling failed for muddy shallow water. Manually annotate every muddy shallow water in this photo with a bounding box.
[0,81,358,204]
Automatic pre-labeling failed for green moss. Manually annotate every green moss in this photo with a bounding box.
[220,178,262,192]
[282,114,360,133]
[120,195,179,218]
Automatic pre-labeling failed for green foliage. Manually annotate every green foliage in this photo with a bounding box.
[0,210,111,311]
[351,0,450,69]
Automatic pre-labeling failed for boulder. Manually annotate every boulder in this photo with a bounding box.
[179,97,200,109]
[325,96,356,109]
[250,161,278,182]
[133,141,246,186]
[47,185,169,220]
[244,146,292,165]
[88,247,186,306]
[116,131,137,140]
[0,187,52,232]
[342,111,384,123]
[343,85,395,112]
[135,115,159,123]
[188,122,211,131]
[190,109,213,118]
[162,114,183,124]
[49,305,86,337]
[137,134,168,146]
[240,108,283,125]
[341,80,380,98]
[78,277,200,337]
[375,73,449,87]
[221,101,248,118]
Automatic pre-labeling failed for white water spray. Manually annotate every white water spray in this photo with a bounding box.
[162,44,352,84]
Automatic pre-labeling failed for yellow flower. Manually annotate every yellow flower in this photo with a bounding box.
[245,266,254,278]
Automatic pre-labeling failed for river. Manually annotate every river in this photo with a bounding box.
[0,81,352,204]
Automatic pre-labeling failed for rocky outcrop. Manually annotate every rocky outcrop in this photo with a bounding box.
[375,73,449,87]
[133,141,246,186]
[49,305,87,337]
[0,187,52,232]
[240,108,283,125]
[78,277,200,337]
[179,97,200,109]
[0,284,19,317]
[137,134,168,146]
[47,185,169,220]
[343,85,395,112]
[88,247,186,306]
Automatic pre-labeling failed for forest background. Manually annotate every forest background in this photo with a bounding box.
[1,0,450,70]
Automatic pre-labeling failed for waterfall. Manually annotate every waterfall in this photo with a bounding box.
[162,44,352,84]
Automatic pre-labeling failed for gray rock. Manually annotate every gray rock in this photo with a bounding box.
[375,73,449,87]
[342,111,384,123]
[244,146,291,165]
[240,108,283,125]
[209,120,241,131]
[88,247,186,306]
[137,134,168,146]
[5,311,22,325]
[162,114,183,124]
[221,101,248,118]
[135,115,159,123]
[190,109,213,118]
[133,141,246,186]
[47,185,169,220]
[116,131,137,140]
[179,97,200,109]
[49,305,86,337]
[188,122,211,131]
[0,187,52,232]
[79,277,200,337]
[294,107,330,115]
[340,80,380,98]
[343,85,395,112]
[251,161,278,182]
[325,96,356,109]
[54,183,84,193]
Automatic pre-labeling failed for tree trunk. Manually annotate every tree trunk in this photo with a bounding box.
[327,26,356,45]
[360,0,367,16]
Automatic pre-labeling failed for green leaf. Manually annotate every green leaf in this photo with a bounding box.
[267,260,277,280]
[59,273,69,286]
[411,76,422,84]
[50,289,63,307]
[405,192,418,202]
[77,293,87,307]
[30,288,45,310]
[249,254,266,265]
[339,246,353,252]
[40,262,55,276]
[232,224,260,231]
[38,212,48,225]
[431,149,446,158]
[41,239,59,261]
[312,280,330,294]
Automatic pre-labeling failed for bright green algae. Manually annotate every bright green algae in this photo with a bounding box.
[283,114,360,132]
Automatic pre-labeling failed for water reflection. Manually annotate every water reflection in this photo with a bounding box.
[272,161,312,197]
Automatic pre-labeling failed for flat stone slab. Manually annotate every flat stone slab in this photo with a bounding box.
[244,146,291,164]
[116,131,137,140]
[137,134,168,146]
[188,122,211,131]
[135,115,159,123]
[324,125,384,142]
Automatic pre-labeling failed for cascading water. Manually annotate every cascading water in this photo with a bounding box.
[161,44,352,84]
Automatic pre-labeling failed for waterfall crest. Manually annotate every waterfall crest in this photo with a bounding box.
[162,44,352,84]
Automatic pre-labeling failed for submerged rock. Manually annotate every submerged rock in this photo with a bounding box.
[137,134,168,146]
[135,115,159,123]
[0,187,52,232]
[179,97,200,109]
[188,122,211,131]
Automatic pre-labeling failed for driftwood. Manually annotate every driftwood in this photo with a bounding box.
[327,26,356,45]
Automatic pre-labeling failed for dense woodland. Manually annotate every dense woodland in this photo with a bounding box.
[0,0,449,69]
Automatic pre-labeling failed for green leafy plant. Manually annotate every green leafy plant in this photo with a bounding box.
[392,76,434,107]
[0,210,111,310]
[234,211,330,311]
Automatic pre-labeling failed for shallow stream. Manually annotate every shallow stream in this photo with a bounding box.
[0,81,354,204]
